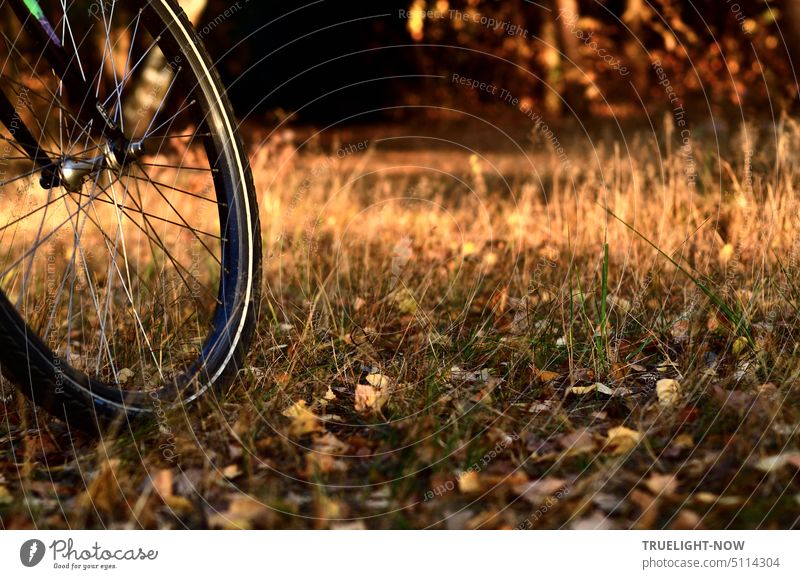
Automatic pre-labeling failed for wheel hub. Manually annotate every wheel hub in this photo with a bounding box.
[41,139,145,192]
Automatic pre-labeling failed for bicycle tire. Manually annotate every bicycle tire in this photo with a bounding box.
[0,0,261,432]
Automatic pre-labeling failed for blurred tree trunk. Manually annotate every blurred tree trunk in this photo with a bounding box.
[555,0,580,63]
[553,0,583,116]
[784,0,800,81]
[540,0,581,117]
[622,0,649,97]
[122,0,208,132]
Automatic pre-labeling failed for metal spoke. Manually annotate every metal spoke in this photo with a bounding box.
[128,164,222,265]
[142,99,196,140]
[125,171,225,205]
[90,191,225,240]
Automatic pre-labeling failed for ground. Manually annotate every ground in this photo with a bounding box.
[1,119,800,530]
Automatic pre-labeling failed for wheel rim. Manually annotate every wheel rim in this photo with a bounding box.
[0,0,246,407]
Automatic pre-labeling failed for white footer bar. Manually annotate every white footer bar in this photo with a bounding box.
[1,531,798,578]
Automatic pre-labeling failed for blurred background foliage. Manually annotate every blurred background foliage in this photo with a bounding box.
[194,0,797,123]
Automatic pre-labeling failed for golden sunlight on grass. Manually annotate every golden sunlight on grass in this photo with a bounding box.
[3,119,800,530]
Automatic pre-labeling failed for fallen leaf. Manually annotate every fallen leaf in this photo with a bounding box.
[152,469,173,498]
[534,369,560,382]
[732,336,750,357]
[558,428,595,454]
[305,451,348,475]
[223,464,242,479]
[458,471,481,493]
[365,372,391,389]
[355,374,392,413]
[282,400,323,437]
[209,497,273,529]
[568,384,597,396]
[117,368,134,384]
[595,383,615,396]
[313,432,349,454]
[513,478,569,505]
[354,384,377,412]
[753,452,800,473]
[471,377,501,405]
[656,379,681,405]
[605,426,642,455]
[451,367,490,383]
[645,473,679,496]
[611,363,628,381]
[694,492,719,504]
[528,400,554,414]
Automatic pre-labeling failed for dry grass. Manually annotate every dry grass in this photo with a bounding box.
[2,117,800,529]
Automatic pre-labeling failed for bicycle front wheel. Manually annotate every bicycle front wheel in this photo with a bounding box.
[0,0,261,430]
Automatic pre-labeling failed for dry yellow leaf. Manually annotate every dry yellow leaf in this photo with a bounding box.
[732,336,750,357]
[534,369,560,382]
[458,471,481,493]
[0,485,11,505]
[568,384,597,395]
[355,374,392,413]
[354,384,377,412]
[282,400,322,437]
[223,464,242,479]
[117,368,134,384]
[605,426,642,455]
[656,379,681,405]
[366,372,391,389]
[694,492,718,504]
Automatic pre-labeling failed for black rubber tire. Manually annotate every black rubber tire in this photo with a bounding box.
[0,0,261,433]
